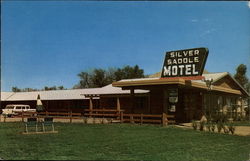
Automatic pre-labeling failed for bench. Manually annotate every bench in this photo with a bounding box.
[25,117,38,133]
[42,117,55,132]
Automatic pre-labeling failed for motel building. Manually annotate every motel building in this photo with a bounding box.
[1,48,249,124]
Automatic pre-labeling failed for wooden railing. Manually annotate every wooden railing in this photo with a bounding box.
[84,109,124,118]
[84,109,175,125]
[15,111,83,123]
[122,113,175,125]
[13,109,175,125]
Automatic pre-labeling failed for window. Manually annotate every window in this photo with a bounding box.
[6,106,14,109]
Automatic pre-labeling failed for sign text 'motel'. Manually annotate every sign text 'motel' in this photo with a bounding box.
[161,47,208,78]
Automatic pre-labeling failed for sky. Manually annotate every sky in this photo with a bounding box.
[1,1,250,91]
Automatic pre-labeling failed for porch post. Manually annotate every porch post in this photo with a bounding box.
[116,97,121,111]
[116,97,121,120]
[148,94,151,114]
[89,96,93,115]
[130,88,135,113]
[236,97,243,119]
[240,97,244,118]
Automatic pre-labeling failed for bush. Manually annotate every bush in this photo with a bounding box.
[192,120,198,130]
[228,123,236,135]
[217,122,224,133]
[211,123,215,132]
[206,122,211,132]
[199,121,205,131]
[223,125,229,134]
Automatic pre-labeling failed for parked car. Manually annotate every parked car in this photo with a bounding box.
[2,104,36,117]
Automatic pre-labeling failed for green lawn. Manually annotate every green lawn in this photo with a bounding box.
[0,122,250,160]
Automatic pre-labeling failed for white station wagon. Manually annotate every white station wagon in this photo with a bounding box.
[2,104,36,117]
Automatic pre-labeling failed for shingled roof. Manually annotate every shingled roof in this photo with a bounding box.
[1,85,148,101]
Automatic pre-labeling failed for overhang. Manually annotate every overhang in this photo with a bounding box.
[112,78,243,96]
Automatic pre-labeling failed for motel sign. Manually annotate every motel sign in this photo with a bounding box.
[161,47,209,78]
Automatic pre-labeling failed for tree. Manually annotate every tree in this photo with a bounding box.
[43,86,61,91]
[57,86,65,90]
[91,69,108,88]
[106,67,116,84]
[44,86,49,91]
[77,71,92,88]
[11,86,65,92]
[12,86,21,92]
[246,82,250,93]
[114,65,145,81]
[234,64,249,89]
[75,65,145,89]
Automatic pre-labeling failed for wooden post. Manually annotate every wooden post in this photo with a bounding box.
[165,113,168,125]
[89,97,93,117]
[240,97,244,118]
[117,97,121,111]
[148,94,151,114]
[70,111,72,123]
[162,113,167,126]
[130,115,134,123]
[130,89,135,113]
[22,111,24,122]
[46,111,48,117]
[117,97,120,119]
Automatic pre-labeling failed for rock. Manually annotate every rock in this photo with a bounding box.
[86,118,94,124]
[102,118,108,124]
[94,118,102,124]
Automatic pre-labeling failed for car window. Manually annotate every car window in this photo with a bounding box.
[6,106,14,109]
[16,106,22,109]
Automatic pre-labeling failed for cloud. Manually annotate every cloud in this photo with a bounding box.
[200,28,217,37]
[248,1,250,8]
[203,18,209,22]
[191,19,198,23]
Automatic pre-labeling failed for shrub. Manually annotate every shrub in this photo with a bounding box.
[192,120,198,130]
[223,125,229,134]
[228,123,236,135]
[199,121,205,131]
[206,122,211,132]
[211,123,215,132]
[217,122,224,133]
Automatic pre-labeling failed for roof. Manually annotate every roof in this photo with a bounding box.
[1,84,148,101]
[112,72,249,97]
[1,89,93,101]
[1,92,15,101]
[1,72,248,101]
[83,84,149,97]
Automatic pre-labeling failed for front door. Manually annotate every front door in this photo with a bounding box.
[183,91,202,122]
[175,90,203,123]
